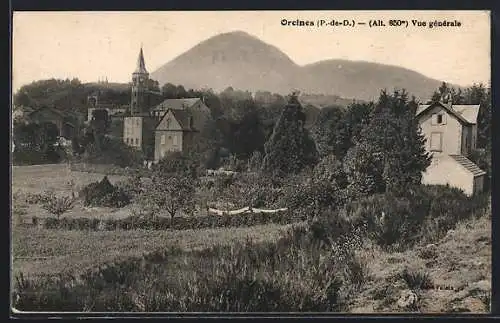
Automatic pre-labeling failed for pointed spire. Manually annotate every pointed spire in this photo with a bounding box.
[134,45,148,75]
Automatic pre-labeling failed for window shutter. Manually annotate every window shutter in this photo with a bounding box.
[441,113,447,125]
[431,114,437,125]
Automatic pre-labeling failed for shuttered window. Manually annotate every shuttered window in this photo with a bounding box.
[161,135,165,145]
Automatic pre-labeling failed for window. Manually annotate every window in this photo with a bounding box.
[190,116,194,128]
[430,132,442,152]
[135,138,139,145]
[161,134,165,145]
[431,113,446,125]
[166,118,171,128]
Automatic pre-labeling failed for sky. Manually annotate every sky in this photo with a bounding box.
[12,10,490,93]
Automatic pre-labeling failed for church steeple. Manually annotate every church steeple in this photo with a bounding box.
[131,45,149,115]
[134,46,149,75]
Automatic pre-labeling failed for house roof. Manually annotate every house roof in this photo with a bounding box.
[29,106,66,118]
[451,105,481,124]
[155,109,194,131]
[449,154,487,177]
[152,98,201,111]
[28,106,82,125]
[171,110,193,131]
[416,102,479,125]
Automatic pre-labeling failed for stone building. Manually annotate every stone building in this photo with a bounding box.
[122,47,211,161]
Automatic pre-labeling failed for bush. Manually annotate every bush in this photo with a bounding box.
[31,209,305,232]
[340,185,488,250]
[79,176,131,208]
[400,268,433,290]
[81,137,143,168]
[41,192,75,218]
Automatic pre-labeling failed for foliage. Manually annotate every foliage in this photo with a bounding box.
[30,209,304,231]
[280,155,350,216]
[80,136,143,168]
[40,192,75,218]
[247,150,263,172]
[12,120,66,165]
[400,268,433,290]
[137,173,196,221]
[79,176,131,208]
[341,185,489,250]
[213,172,284,209]
[13,217,371,312]
[156,151,201,179]
[262,92,319,176]
[343,90,431,197]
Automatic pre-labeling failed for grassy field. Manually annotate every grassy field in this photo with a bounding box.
[12,222,298,278]
[12,164,127,195]
[11,164,298,278]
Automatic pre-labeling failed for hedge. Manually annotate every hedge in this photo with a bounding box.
[23,210,306,232]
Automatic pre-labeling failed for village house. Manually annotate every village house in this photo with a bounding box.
[416,97,486,196]
[23,106,84,140]
[122,47,211,162]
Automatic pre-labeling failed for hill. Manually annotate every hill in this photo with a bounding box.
[151,31,457,102]
[151,31,300,97]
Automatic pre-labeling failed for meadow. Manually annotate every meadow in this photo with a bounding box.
[11,163,492,313]
[12,164,299,277]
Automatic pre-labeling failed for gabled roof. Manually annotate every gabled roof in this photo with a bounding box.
[28,106,82,125]
[29,106,72,120]
[155,108,194,131]
[416,102,478,125]
[152,98,202,111]
[451,105,480,124]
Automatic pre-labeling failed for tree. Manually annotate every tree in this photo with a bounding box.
[139,173,196,222]
[261,92,319,176]
[161,83,179,98]
[41,191,75,218]
[229,103,266,159]
[157,150,201,179]
[311,106,345,158]
[463,83,491,149]
[344,90,431,197]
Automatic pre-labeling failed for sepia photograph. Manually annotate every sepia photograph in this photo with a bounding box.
[11,10,491,313]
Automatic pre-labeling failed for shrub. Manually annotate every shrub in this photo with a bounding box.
[79,176,130,208]
[400,268,433,290]
[35,209,305,231]
[340,185,488,250]
[41,192,75,218]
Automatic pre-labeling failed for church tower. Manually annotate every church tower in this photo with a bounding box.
[131,46,149,115]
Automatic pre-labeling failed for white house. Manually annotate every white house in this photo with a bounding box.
[416,100,486,196]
